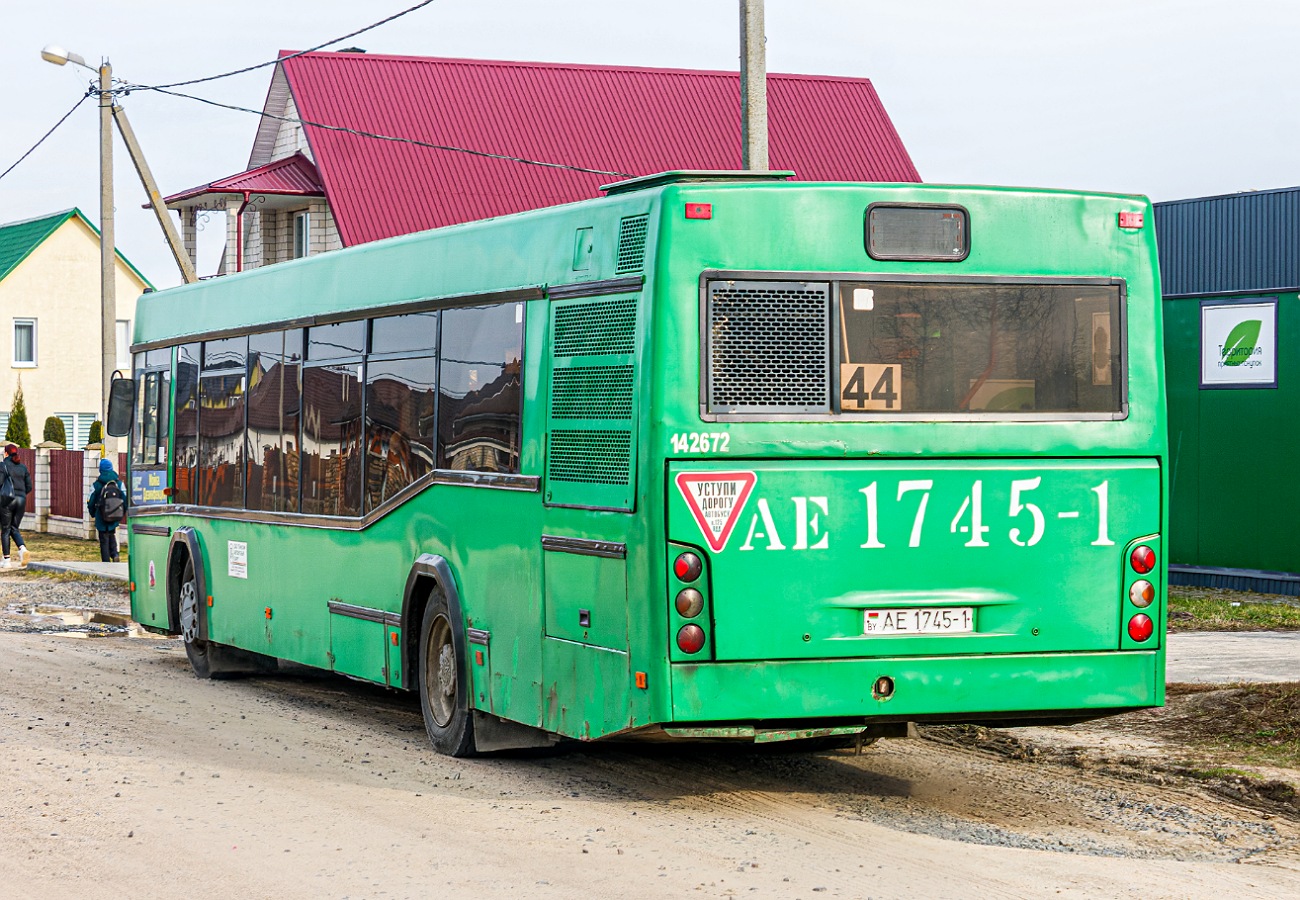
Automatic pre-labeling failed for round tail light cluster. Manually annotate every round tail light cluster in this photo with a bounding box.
[673,552,707,654]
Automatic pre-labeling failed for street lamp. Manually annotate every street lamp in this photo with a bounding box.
[41,43,116,454]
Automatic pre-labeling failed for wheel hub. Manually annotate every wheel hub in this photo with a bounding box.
[437,644,456,697]
[179,580,199,643]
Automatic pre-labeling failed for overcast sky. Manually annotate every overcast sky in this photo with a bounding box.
[3,0,1298,289]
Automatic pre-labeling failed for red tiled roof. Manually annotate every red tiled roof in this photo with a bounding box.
[164,151,324,205]
[276,52,919,246]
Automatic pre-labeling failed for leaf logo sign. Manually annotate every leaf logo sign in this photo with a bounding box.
[1220,319,1262,366]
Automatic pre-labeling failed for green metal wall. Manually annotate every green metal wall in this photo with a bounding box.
[1164,292,1300,573]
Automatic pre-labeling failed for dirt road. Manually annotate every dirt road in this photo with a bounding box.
[1,627,1296,900]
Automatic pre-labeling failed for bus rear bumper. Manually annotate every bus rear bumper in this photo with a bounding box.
[669,651,1163,723]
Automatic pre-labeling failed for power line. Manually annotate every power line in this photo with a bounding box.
[145,85,632,178]
[0,93,91,185]
[125,0,440,93]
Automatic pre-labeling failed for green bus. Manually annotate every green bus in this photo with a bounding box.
[114,171,1166,756]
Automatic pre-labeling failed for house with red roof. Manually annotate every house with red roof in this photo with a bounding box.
[164,51,918,276]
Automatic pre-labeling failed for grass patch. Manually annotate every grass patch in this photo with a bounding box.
[17,531,128,564]
[1160,682,1300,769]
[1168,586,1300,632]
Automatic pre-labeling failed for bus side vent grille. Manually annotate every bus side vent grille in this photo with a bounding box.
[548,431,632,485]
[615,215,649,274]
[553,298,637,356]
[707,280,831,412]
[551,366,634,419]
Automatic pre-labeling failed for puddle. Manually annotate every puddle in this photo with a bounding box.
[3,603,166,639]
[31,607,133,627]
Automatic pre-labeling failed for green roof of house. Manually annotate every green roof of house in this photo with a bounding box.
[0,208,153,288]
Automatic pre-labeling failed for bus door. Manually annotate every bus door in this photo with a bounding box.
[127,347,174,629]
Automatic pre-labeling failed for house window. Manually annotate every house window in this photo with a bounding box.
[56,412,98,448]
[116,320,131,372]
[292,212,311,259]
[13,319,36,367]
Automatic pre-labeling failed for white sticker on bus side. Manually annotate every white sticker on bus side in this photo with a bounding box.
[228,541,248,579]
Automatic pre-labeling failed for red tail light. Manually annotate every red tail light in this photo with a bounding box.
[1127,614,1154,642]
[673,552,702,582]
[1130,545,1155,575]
[676,624,706,654]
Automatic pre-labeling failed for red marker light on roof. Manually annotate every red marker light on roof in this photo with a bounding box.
[1118,211,1144,229]
[685,203,712,220]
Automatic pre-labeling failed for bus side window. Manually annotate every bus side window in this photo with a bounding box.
[156,365,170,464]
[438,304,524,473]
[173,343,200,505]
[132,348,174,467]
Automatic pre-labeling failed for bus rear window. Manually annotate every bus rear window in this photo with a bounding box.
[837,281,1122,415]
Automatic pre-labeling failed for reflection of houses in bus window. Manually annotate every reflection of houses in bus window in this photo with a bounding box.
[437,304,524,473]
[439,360,521,473]
[245,330,303,513]
[364,354,437,511]
[302,363,362,517]
[196,337,247,509]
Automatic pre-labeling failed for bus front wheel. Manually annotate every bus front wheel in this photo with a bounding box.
[177,556,276,679]
[418,591,477,757]
[179,558,216,679]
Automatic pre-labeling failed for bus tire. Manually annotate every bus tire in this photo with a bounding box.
[418,590,476,757]
[179,558,215,679]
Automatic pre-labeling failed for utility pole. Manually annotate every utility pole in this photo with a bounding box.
[98,60,116,455]
[43,43,201,455]
[112,106,198,285]
[740,0,769,171]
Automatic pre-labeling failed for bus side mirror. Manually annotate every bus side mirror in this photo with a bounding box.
[106,375,134,437]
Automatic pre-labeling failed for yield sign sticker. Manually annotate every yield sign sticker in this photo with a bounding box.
[675,471,756,552]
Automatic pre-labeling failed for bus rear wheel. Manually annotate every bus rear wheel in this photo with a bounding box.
[418,591,476,757]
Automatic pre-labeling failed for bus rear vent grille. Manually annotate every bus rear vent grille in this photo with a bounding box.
[708,280,831,412]
[553,297,636,356]
[551,366,634,419]
[548,430,632,485]
[615,214,649,274]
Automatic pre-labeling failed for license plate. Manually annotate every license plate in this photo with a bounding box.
[864,607,975,635]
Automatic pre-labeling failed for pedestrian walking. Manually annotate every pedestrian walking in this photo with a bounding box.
[0,444,32,567]
[87,457,127,563]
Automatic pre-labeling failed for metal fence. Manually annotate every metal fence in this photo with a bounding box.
[16,447,35,513]
[49,450,84,519]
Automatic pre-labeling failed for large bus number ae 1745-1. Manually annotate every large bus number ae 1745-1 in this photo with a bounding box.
[857,478,1116,549]
[671,432,730,453]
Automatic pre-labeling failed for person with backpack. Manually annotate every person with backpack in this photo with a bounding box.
[88,457,127,563]
[0,444,32,567]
